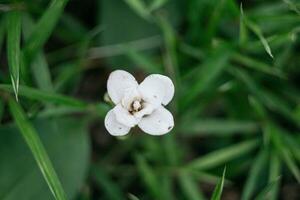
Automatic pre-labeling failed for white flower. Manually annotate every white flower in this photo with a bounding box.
[104,70,175,136]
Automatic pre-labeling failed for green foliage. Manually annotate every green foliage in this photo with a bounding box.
[0,117,89,200]
[8,99,67,200]
[1,0,300,199]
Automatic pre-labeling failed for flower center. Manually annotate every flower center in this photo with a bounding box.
[132,100,141,111]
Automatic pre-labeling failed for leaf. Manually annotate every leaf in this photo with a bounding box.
[91,165,124,200]
[239,3,248,45]
[124,0,151,21]
[149,0,168,11]
[210,167,226,200]
[187,139,259,170]
[181,47,231,109]
[6,10,21,101]
[241,149,268,200]
[282,0,300,15]
[178,170,205,200]
[0,84,109,118]
[8,99,67,200]
[135,154,161,199]
[23,0,69,62]
[254,177,281,200]
[128,193,141,200]
[240,5,273,58]
[0,116,89,200]
[22,14,54,92]
[180,119,258,136]
[267,154,281,200]
[269,124,300,183]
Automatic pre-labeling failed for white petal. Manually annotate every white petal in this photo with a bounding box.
[138,106,174,135]
[133,103,154,118]
[107,70,138,104]
[113,104,139,128]
[139,74,174,106]
[104,109,131,136]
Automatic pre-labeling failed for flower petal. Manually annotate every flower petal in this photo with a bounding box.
[139,74,174,106]
[107,70,138,104]
[113,104,139,127]
[104,109,131,136]
[138,106,174,135]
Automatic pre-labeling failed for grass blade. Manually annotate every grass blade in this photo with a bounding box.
[23,0,69,62]
[267,154,281,200]
[178,170,205,200]
[240,4,273,58]
[8,99,67,200]
[241,149,268,200]
[187,139,259,170]
[269,124,300,183]
[254,177,281,200]
[135,154,161,199]
[6,10,21,101]
[181,47,230,109]
[210,167,226,200]
[91,165,124,200]
[22,14,54,92]
[180,119,258,136]
[124,0,151,21]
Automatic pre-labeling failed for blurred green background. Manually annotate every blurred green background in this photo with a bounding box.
[0,0,300,199]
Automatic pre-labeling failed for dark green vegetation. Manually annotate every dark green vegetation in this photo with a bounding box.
[0,0,300,199]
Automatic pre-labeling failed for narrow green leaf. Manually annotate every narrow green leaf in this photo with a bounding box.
[135,154,161,199]
[128,194,141,200]
[254,177,281,200]
[282,0,300,15]
[241,149,268,200]
[267,154,281,200]
[125,47,163,73]
[22,14,54,92]
[91,165,124,200]
[180,119,258,136]
[0,84,109,117]
[270,124,300,183]
[149,0,168,11]
[0,84,86,108]
[239,3,248,45]
[240,5,273,58]
[178,171,205,200]
[23,0,69,62]
[187,139,259,170]
[124,0,151,21]
[7,10,21,101]
[181,47,230,109]
[232,53,283,77]
[210,167,226,200]
[8,99,67,200]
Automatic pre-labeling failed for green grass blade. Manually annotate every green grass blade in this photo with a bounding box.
[135,154,161,199]
[269,124,300,183]
[187,139,259,170]
[178,170,205,200]
[181,47,230,109]
[22,14,54,92]
[6,10,21,101]
[23,0,69,62]
[128,194,141,200]
[240,5,273,58]
[91,165,124,200]
[267,154,281,200]
[239,3,248,45]
[254,177,281,200]
[8,99,67,200]
[282,0,300,15]
[149,0,168,11]
[241,149,268,200]
[180,119,258,136]
[210,167,226,200]
[0,84,86,108]
[124,0,151,20]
